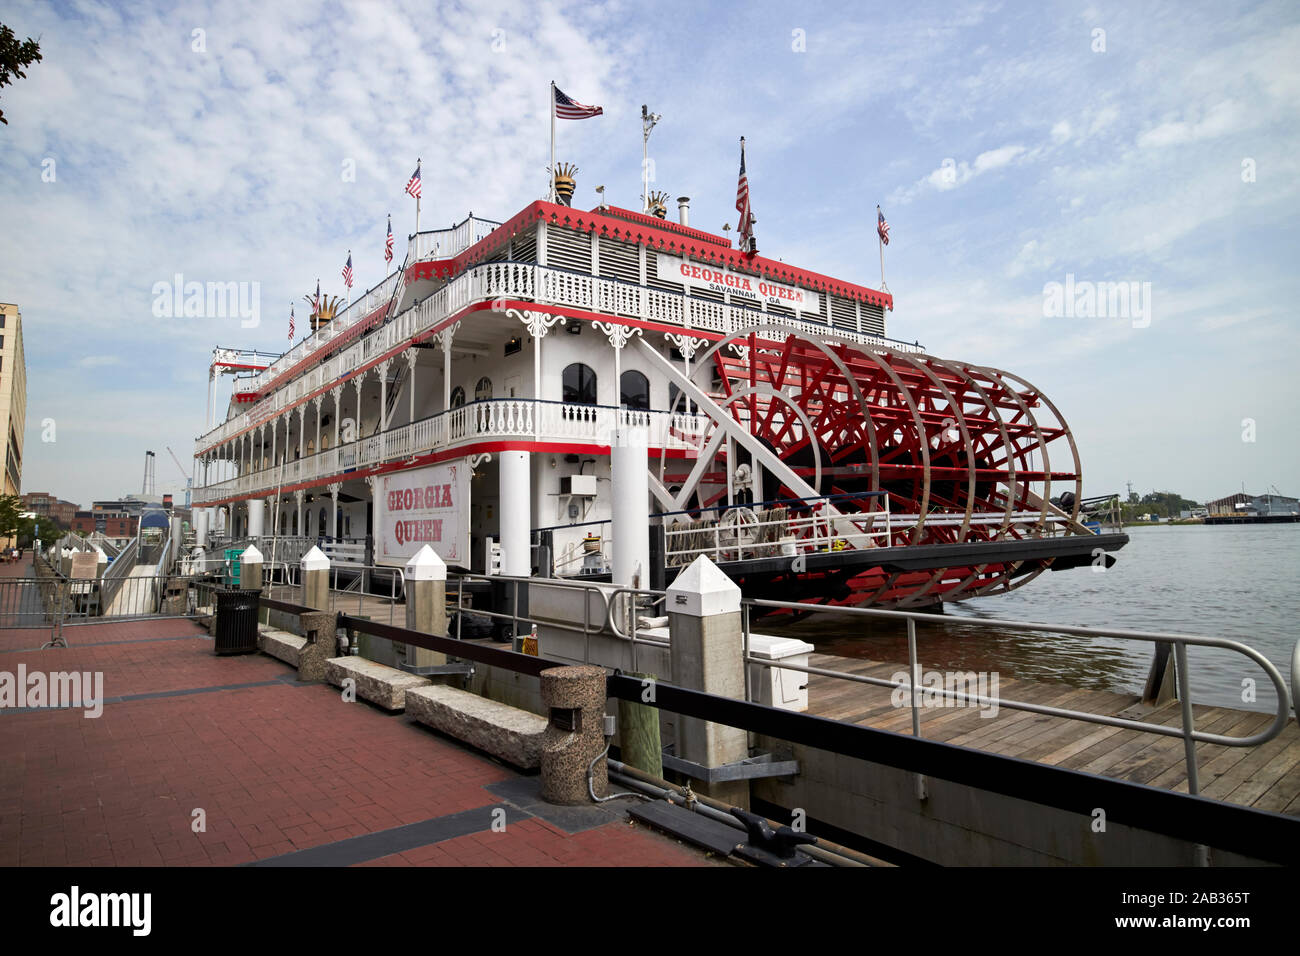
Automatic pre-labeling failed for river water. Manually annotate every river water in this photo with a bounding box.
[777,525,1299,715]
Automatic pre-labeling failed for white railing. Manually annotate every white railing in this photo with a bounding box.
[197,260,918,455]
[194,401,710,503]
[663,498,893,566]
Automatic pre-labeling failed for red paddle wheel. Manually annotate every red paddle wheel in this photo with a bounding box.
[659,327,1085,609]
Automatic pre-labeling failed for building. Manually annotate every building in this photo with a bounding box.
[0,303,26,499]
[71,511,138,538]
[22,492,80,527]
[1205,491,1299,516]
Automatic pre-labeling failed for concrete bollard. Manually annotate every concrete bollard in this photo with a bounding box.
[403,545,447,670]
[301,545,330,612]
[239,544,264,593]
[667,554,750,807]
[296,609,337,682]
[539,665,609,805]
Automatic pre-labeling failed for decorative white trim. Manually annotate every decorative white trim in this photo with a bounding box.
[663,332,709,361]
[507,307,565,339]
[593,320,643,350]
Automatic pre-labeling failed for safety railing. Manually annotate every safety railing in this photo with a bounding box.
[330,588,1300,864]
[195,399,711,503]
[661,493,892,566]
[260,561,405,624]
[195,257,920,456]
[597,585,1295,798]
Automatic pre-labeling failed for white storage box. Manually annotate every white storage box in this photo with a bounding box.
[746,633,814,712]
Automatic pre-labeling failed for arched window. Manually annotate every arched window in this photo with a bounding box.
[620,370,650,410]
[292,512,298,535]
[563,363,598,405]
[280,512,287,534]
[319,508,327,537]
[450,386,466,408]
[475,376,493,402]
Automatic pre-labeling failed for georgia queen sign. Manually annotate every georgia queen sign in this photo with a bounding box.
[377,462,470,567]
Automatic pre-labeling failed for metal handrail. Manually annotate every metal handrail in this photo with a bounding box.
[740,597,1293,796]
[588,583,1294,797]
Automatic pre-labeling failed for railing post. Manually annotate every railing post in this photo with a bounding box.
[907,616,928,800]
[667,555,749,807]
[402,545,447,672]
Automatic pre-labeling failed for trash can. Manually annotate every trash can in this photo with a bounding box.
[214,587,261,655]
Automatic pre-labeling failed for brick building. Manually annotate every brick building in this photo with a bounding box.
[22,492,80,527]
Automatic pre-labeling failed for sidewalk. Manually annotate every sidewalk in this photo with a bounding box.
[0,615,716,867]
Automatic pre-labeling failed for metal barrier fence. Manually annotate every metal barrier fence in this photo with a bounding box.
[259,561,405,624]
[334,603,1300,864]
[596,585,1297,799]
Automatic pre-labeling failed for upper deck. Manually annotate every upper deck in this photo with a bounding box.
[196,202,913,457]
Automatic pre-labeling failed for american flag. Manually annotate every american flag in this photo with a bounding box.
[405,161,421,199]
[385,215,393,264]
[288,304,294,341]
[314,279,320,309]
[553,84,603,120]
[735,138,754,247]
[878,206,890,246]
[342,251,353,290]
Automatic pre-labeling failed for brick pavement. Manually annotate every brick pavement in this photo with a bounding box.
[0,614,714,867]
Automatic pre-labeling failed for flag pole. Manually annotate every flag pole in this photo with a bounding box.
[415,158,421,239]
[877,205,887,293]
[549,81,557,203]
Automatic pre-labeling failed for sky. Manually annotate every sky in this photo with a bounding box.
[1,0,1297,508]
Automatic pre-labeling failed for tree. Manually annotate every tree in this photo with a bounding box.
[0,493,23,540]
[0,23,42,126]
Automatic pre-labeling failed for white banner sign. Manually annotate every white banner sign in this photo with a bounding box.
[656,253,819,312]
[377,461,470,567]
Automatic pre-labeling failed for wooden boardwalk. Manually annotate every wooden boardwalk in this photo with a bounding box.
[804,653,1300,815]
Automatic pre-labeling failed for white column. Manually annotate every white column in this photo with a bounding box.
[248,498,265,538]
[329,484,340,538]
[612,425,651,588]
[499,451,531,576]
[195,508,209,548]
[407,352,417,424]
[333,389,341,450]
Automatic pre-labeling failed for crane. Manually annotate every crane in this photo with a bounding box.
[166,446,193,509]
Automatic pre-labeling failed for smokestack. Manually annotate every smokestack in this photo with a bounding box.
[677,196,690,227]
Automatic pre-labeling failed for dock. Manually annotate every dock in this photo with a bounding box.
[803,653,1300,814]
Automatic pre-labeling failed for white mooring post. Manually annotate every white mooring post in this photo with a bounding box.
[301,545,330,612]
[666,554,750,807]
[611,425,651,589]
[239,544,264,593]
[403,545,448,670]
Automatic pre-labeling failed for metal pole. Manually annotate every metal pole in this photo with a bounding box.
[549,84,557,204]
[1174,641,1199,795]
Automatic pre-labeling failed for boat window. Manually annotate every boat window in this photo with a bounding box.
[620,370,650,410]
[450,386,466,408]
[669,383,697,415]
[475,376,493,402]
[563,363,598,405]
[319,508,326,537]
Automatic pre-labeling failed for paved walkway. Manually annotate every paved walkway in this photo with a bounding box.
[0,616,715,867]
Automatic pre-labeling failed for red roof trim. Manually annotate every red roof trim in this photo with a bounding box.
[403,200,892,311]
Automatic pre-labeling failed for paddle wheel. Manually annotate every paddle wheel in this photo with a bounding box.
[656,327,1088,608]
